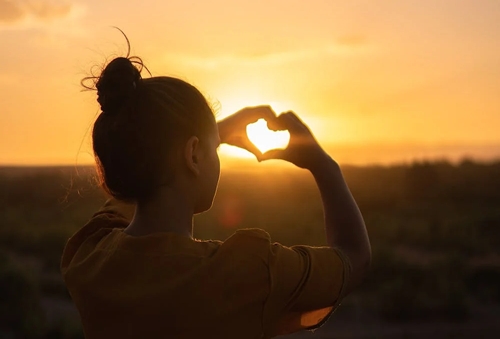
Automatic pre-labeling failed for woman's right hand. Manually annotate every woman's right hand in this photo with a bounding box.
[260,112,331,170]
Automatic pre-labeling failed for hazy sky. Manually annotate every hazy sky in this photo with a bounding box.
[1,0,499,165]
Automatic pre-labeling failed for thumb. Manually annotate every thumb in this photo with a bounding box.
[241,138,263,161]
[260,149,287,162]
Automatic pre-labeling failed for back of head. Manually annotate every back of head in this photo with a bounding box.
[89,57,214,203]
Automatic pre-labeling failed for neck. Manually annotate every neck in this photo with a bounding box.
[125,185,194,238]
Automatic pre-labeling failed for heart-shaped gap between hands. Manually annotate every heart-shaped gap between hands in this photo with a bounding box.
[246,119,290,154]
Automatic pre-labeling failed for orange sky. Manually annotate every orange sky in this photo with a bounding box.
[1,0,499,165]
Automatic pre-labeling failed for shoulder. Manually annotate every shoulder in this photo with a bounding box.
[211,228,273,262]
[61,201,130,274]
[223,228,272,248]
[233,228,272,241]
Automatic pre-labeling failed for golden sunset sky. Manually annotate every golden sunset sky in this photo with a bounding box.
[1,0,499,166]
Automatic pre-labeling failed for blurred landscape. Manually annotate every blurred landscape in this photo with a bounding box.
[1,160,499,338]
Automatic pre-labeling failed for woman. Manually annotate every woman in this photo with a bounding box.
[61,54,371,339]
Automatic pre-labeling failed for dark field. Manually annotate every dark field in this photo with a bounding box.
[1,160,499,338]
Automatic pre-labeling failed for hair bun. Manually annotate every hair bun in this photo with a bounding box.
[96,57,141,114]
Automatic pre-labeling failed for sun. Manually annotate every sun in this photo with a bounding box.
[246,119,290,153]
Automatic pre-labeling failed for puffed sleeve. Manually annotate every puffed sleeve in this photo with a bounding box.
[262,239,351,337]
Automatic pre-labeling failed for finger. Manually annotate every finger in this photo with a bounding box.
[267,110,302,131]
[260,149,287,162]
[247,105,277,120]
[265,113,293,132]
[283,111,305,125]
[266,114,285,131]
[227,136,263,161]
[277,112,305,133]
[286,111,304,124]
[241,138,263,161]
[238,105,278,125]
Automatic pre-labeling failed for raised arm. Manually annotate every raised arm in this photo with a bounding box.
[309,155,371,292]
[261,112,371,293]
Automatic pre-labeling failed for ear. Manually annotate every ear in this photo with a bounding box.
[183,136,201,176]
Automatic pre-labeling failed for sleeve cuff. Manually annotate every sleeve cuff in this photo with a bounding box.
[304,247,352,331]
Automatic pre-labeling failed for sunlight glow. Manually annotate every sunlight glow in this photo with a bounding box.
[1,0,500,165]
[246,119,290,153]
[219,144,255,159]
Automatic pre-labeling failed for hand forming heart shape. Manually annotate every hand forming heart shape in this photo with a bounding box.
[218,106,289,161]
[220,106,325,168]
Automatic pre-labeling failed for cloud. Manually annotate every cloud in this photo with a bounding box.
[27,0,72,20]
[160,33,371,72]
[0,0,72,24]
[165,42,373,71]
[0,0,25,23]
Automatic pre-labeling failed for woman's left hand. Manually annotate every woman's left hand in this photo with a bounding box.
[217,105,278,161]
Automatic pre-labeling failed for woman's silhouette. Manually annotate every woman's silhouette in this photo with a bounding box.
[61,46,371,339]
